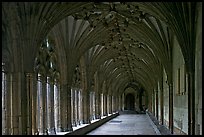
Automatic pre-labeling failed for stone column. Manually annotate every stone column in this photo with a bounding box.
[59,84,68,132]
[109,95,112,114]
[78,90,82,124]
[89,92,93,121]
[155,89,159,119]
[31,73,37,135]
[47,77,56,134]
[122,93,125,111]
[54,81,60,132]
[187,72,195,135]
[152,90,155,115]
[106,95,109,115]
[11,72,19,134]
[95,91,101,119]
[4,72,12,134]
[112,95,115,112]
[67,85,73,131]
[2,71,6,135]
[103,94,107,116]
[169,83,173,134]
[160,81,164,125]
[72,88,77,127]
[75,89,79,126]
[82,90,91,124]
[25,73,38,135]
[38,75,48,135]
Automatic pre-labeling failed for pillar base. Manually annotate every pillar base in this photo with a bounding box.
[67,126,73,132]
[38,129,49,135]
[95,114,101,119]
[48,127,56,135]
[82,119,91,124]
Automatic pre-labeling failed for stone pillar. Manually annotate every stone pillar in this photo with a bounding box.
[101,93,103,116]
[24,73,38,135]
[169,83,173,134]
[152,90,155,115]
[72,88,77,127]
[89,92,93,121]
[67,85,73,131]
[160,78,164,125]
[109,95,112,114]
[78,90,82,124]
[59,84,68,132]
[2,71,6,135]
[116,95,120,112]
[47,77,56,135]
[103,94,107,116]
[75,89,79,126]
[4,72,12,134]
[11,72,19,134]
[82,90,91,124]
[95,91,101,119]
[155,89,159,120]
[38,75,48,135]
[31,73,37,135]
[54,81,60,132]
[25,73,38,135]
[122,93,125,111]
[187,72,195,135]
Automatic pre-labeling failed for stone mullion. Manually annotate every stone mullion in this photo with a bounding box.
[47,77,56,134]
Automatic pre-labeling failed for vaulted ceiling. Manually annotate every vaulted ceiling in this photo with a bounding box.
[2,2,200,96]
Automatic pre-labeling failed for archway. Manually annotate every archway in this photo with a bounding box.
[125,93,135,110]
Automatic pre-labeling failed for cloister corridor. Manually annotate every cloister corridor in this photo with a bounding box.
[2,2,202,135]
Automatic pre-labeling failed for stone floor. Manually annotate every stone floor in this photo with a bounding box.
[86,113,161,135]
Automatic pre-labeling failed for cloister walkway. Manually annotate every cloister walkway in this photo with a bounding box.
[87,112,161,135]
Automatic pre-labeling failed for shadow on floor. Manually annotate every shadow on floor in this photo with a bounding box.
[146,111,173,135]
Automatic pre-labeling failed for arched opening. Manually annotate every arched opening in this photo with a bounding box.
[125,93,135,110]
